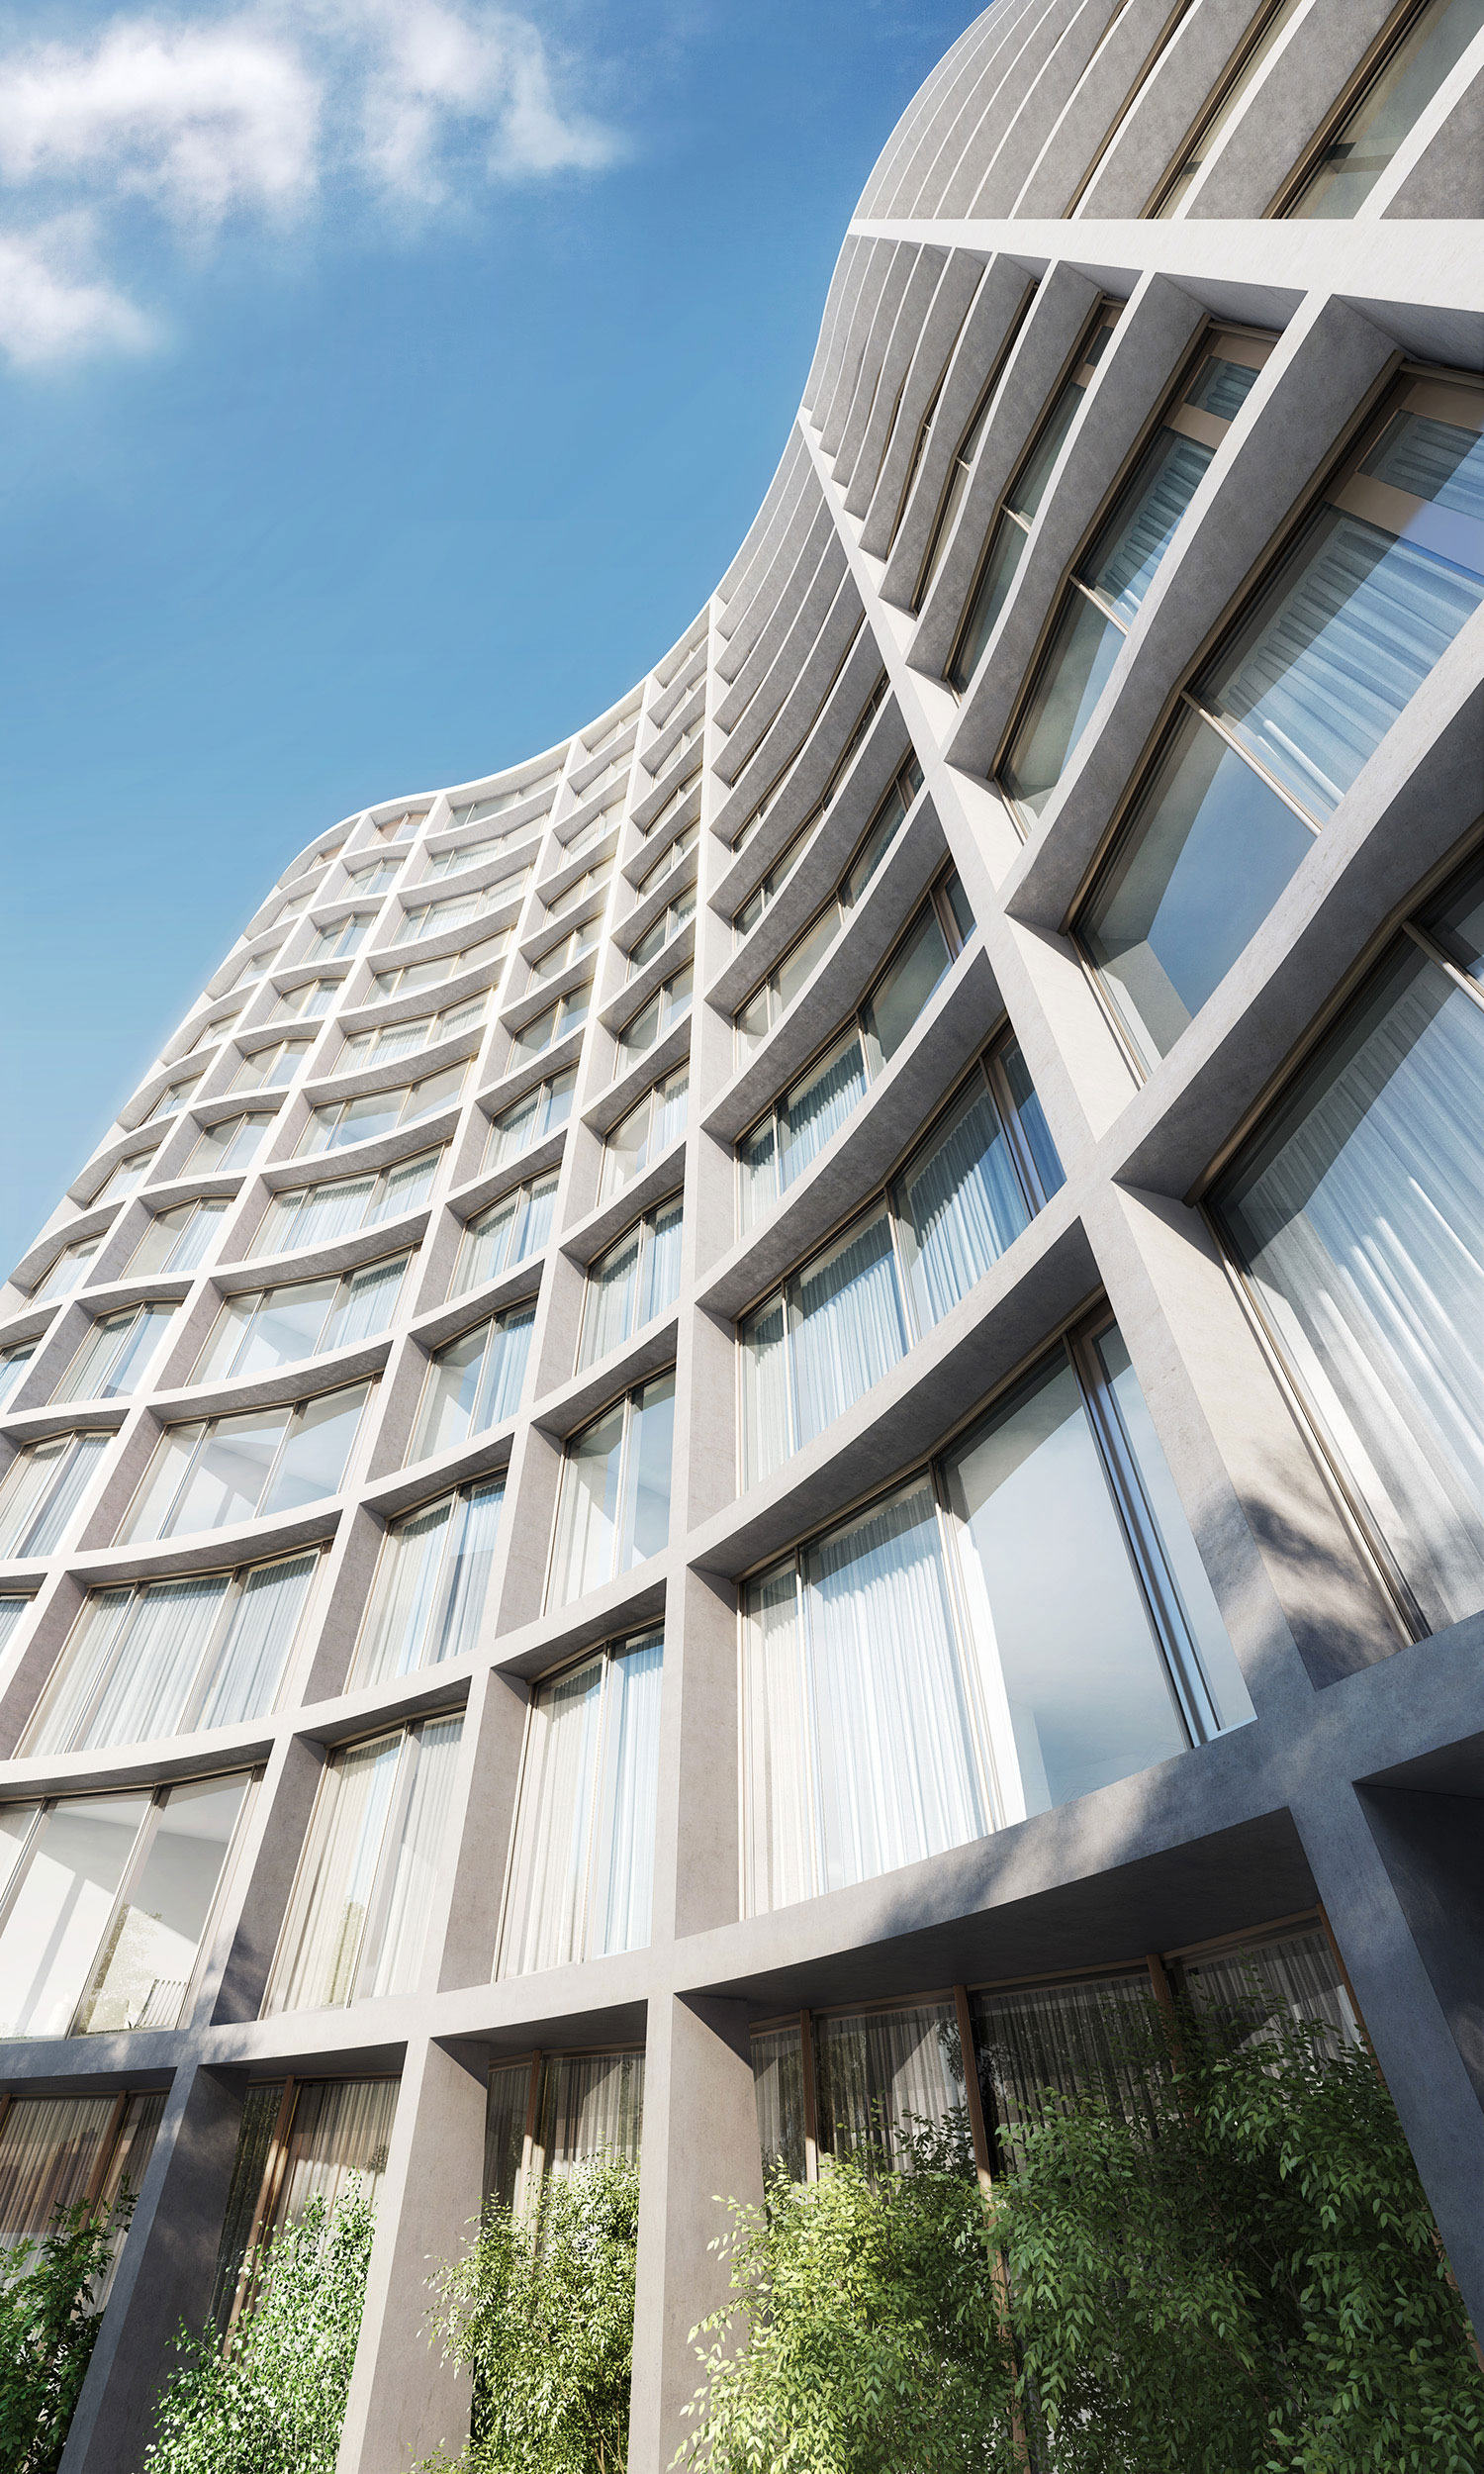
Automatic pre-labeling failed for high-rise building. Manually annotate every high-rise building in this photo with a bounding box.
[1,4,1481,2466]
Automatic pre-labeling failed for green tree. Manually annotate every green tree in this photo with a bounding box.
[143,2182,374,2474]
[422,2152,640,2474]
[0,2196,131,2474]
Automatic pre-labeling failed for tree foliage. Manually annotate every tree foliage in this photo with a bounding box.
[0,2196,131,2474]
[143,2183,374,2474]
[422,2152,640,2474]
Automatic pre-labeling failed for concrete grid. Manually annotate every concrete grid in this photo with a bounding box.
[0,3,1481,2466]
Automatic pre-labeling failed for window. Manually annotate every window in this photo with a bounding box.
[411,1305,534,1460]
[308,911,374,962]
[0,2091,163,2282]
[228,940,282,990]
[123,1380,371,1541]
[1152,0,1306,215]
[639,760,700,841]
[600,1068,689,1203]
[371,934,508,1001]
[1210,849,1484,1637]
[344,856,403,896]
[1285,0,1484,219]
[23,1553,318,1754]
[635,820,697,902]
[210,2077,398,2332]
[734,759,926,1060]
[741,1315,1252,1911]
[510,981,591,1063]
[142,1071,203,1123]
[546,859,613,920]
[754,2002,971,2182]
[0,1596,29,1651]
[52,1303,175,1403]
[269,979,339,1022]
[948,307,1122,693]
[482,1069,575,1173]
[263,1717,463,2015]
[564,792,626,861]
[376,806,425,838]
[394,879,522,947]
[92,1149,159,1205]
[336,997,486,1074]
[422,824,537,883]
[195,1255,409,1383]
[451,775,557,826]
[615,966,692,1075]
[353,1477,505,1684]
[33,1238,104,1302]
[300,1062,467,1155]
[530,918,601,982]
[548,1372,675,1605]
[579,1200,683,1371]
[182,1113,274,1174]
[128,1197,228,1276]
[1077,373,1484,1070]
[0,1432,112,1559]
[627,888,696,979]
[499,1632,664,1975]
[0,1346,37,1410]
[732,816,821,941]
[451,1176,557,1296]
[999,332,1272,824]
[0,1771,252,2038]
[484,2051,643,2212]
[253,1150,441,1257]
[228,1037,314,1094]
[740,1035,1061,1484]
[914,296,1038,613]
[183,1005,242,1056]
[739,877,973,1229]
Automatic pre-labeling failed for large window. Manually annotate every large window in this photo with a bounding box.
[635,819,696,901]
[0,1771,252,2038]
[530,918,601,983]
[626,889,695,979]
[410,1304,534,1460]
[92,1146,160,1205]
[0,1345,36,1409]
[393,880,519,947]
[141,1070,203,1123]
[998,332,1271,824]
[510,982,591,1064]
[300,1063,467,1156]
[739,876,974,1231]
[482,1068,575,1173]
[263,1716,463,2015]
[371,933,508,1000]
[1210,848,1484,1637]
[578,1199,683,1371]
[1284,0,1484,219]
[499,1631,664,1975]
[615,965,692,1076]
[228,1036,314,1094]
[210,2076,398,2331]
[353,1477,505,1685]
[269,976,339,1022]
[182,1112,274,1174]
[451,1175,557,1297]
[548,1372,675,1606]
[740,1035,1061,1484]
[24,1552,318,1755]
[123,1380,371,1541]
[0,1431,112,1560]
[336,994,485,1072]
[252,1149,441,1257]
[52,1302,175,1403]
[423,822,537,881]
[1077,372,1484,1070]
[484,2050,644,2211]
[734,756,925,1061]
[307,911,374,961]
[0,2090,164,2277]
[741,1315,1252,1911]
[194,1255,410,1383]
[600,1068,689,1204]
[128,1197,228,1276]
[948,307,1122,694]
[32,1237,103,1302]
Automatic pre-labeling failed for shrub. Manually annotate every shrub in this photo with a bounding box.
[143,2182,374,2474]
[0,2197,131,2474]
[422,2152,640,2474]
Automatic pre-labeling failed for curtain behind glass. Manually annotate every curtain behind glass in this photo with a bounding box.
[741,1570,814,1913]
[973,1972,1163,2165]
[24,1590,132,1756]
[1215,943,1484,1631]
[484,2063,529,2207]
[581,1228,640,1369]
[816,2002,968,2172]
[1181,1925,1360,2054]
[356,1496,453,1684]
[752,2027,806,2181]
[897,1079,1029,1329]
[269,2077,399,2236]
[501,1659,605,1975]
[79,1572,229,1750]
[200,1554,316,1728]
[264,1737,401,2014]
[741,1300,788,1489]
[436,1479,505,1665]
[361,1717,463,1999]
[209,2083,284,2329]
[588,1637,663,1957]
[325,1256,407,1349]
[537,2052,644,2182]
[788,1207,907,1450]
[781,1038,867,1191]
[0,2095,116,2254]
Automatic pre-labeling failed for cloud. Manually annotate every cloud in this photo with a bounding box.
[0,1,626,366]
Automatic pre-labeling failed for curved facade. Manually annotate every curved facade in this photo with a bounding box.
[1,5,1482,2464]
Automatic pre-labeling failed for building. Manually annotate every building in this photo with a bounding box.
[0,3,1481,2465]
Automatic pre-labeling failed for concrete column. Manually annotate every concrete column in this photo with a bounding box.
[61,2062,246,2474]
[337,2037,489,2474]
[627,1995,764,2474]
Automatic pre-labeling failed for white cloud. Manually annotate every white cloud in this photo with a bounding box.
[0,1,625,366]
[0,216,155,365]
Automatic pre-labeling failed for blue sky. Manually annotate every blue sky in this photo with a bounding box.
[0,0,973,1269]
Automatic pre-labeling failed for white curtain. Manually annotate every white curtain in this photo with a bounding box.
[484,2063,529,2207]
[1183,1925,1360,2054]
[361,1717,463,1998]
[537,2052,643,2182]
[454,1194,516,1296]
[477,1305,534,1427]
[2,1432,111,1559]
[816,2001,967,2170]
[974,1972,1162,2163]
[271,2078,399,2235]
[780,1037,868,1191]
[501,1659,605,1975]
[436,1479,505,1665]
[751,2026,805,2180]
[788,1206,907,1449]
[1219,946,1484,1630]
[642,1200,683,1319]
[264,1737,402,2014]
[325,1255,408,1348]
[0,2095,117,2255]
[589,1636,663,1957]
[201,1554,317,1728]
[355,1495,455,1685]
[899,1080,1030,1329]
[25,1590,132,1755]
[84,1572,230,1749]
[740,1570,814,1913]
[805,1487,985,1895]
[550,1406,624,1604]
[1096,429,1214,621]
[372,1152,439,1220]
[741,1300,789,1489]
[581,1228,640,1368]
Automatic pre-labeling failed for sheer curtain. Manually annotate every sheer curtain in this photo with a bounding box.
[589,1637,663,1957]
[550,1407,623,1604]
[805,1487,985,1894]
[484,2063,529,2207]
[436,1480,505,1665]
[454,1194,516,1295]
[1096,430,1214,619]
[788,1207,907,1448]
[264,1738,402,2014]
[643,1201,683,1319]
[355,1495,454,1683]
[1217,944,1484,1630]
[582,1229,640,1368]
[751,2026,805,2180]
[25,1589,133,1754]
[501,1659,605,1975]
[79,1572,230,1751]
[780,1037,868,1191]
[741,1570,814,1913]
[1181,1924,1360,2054]
[741,1300,789,1487]
[816,2002,968,2170]
[325,1256,407,1348]
[898,1080,1029,1329]
[361,1717,463,1998]
[199,1553,317,1727]
[0,2094,116,2252]
[537,2052,644,2183]
[973,1972,1162,2163]
[271,2077,399,2235]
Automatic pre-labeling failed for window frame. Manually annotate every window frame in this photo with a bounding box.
[544,1369,676,1608]
[193,1252,412,1385]
[123,1375,374,1542]
[577,1194,685,1373]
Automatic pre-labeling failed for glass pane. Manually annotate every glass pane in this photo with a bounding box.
[262,1382,369,1515]
[415,1325,488,1461]
[897,1078,1030,1330]
[0,2093,120,2249]
[240,1279,339,1377]
[739,1115,778,1232]
[324,1256,407,1350]
[268,2078,398,2239]
[54,1313,135,1405]
[815,2002,967,2173]
[375,1151,440,1219]
[588,1636,664,1956]
[619,995,661,1066]
[641,1200,683,1323]
[788,1207,907,1449]
[265,1737,403,2012]
[1181,1923,1361,2052]
[484,2063,529,2209]
[168,1200,228,1274]
[1292,0,1484,217]
[474,1306,533,1429]
[803,1485,985,1892]
[1002,589,1125,817]
[1214,939,1484,1630]
[752,2026,805,2180]
[1082,710,1314,1070]
[602,1098,649,1199]
[167,1408,290,1534]
[436,1479,505,1664]
[1183,353,1261,424]
[536,2051,644,2183]
[100,1303,174,1398]
[356,1496,454,1684]
[1086,428,1215,621]
[75,1771,249,2034]
[843,784,907,907]
[502,1658,605,1973]
[1424,849,1484,982]
[946,1355,1188,1822]
[455,1196,515,1297]
[551,1404,625,1603]
[580,1228,640,1370]
[775,905,841,1013]
[123,1424,204,1544]
[974,1972,1161,2163]
[741,1298,788,1490]
[359,1717,463,2001]
[741,1568,812,1911]
[620,1373,675,1569]
[326,1092,404,1150]
[82,1571,230,1751]
[863,909,952,1070]
[1361,408,1484,531]
[514,1178,558,1262]
[780,1035,868,1191]
[201,1554,317,1728]
[1010,375,1087,522]
[22,1590,133,1756]
[949,517,1026,692]
[0,1793,150,2039]
[1000,1036,1066,1200]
